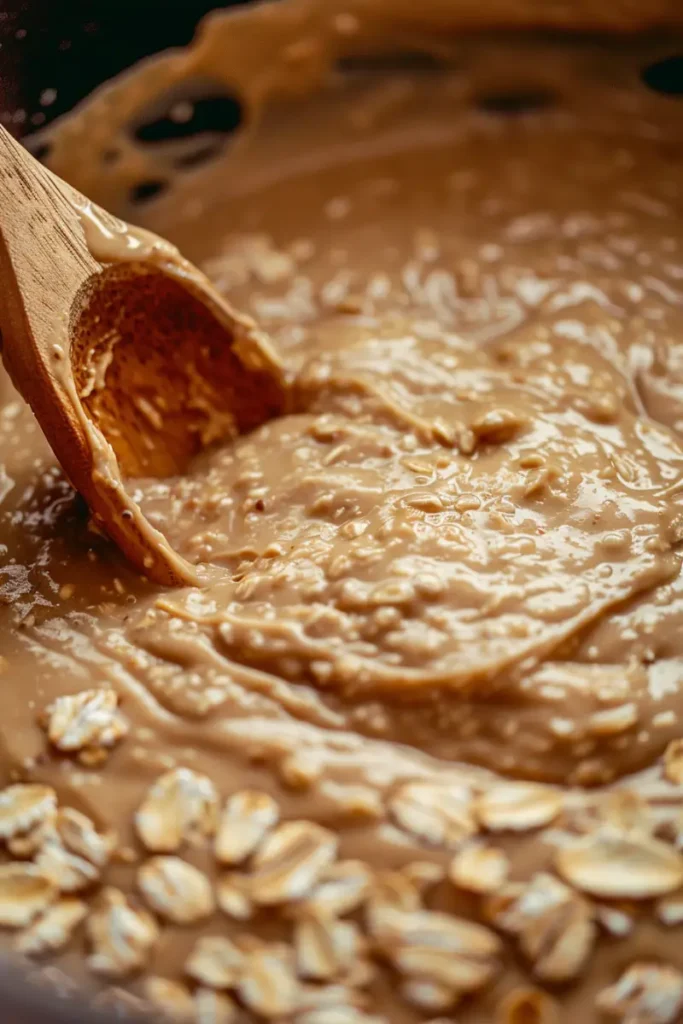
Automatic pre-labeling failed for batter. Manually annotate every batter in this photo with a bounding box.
[3,2,683,1022]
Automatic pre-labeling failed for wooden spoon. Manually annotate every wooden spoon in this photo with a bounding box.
[0,126,286,586]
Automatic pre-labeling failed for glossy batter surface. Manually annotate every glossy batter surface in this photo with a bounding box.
[3,8,683,1023]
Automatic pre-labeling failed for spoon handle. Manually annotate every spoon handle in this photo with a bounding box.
[0,125,97,377]
[0,126,99,486]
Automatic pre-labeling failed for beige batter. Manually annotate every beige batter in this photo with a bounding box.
[3,3,683,1023]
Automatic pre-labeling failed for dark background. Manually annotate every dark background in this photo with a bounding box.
[3,0,683,148]
[0,0,256,141]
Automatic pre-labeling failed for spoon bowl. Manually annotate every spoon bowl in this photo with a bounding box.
[0,126,286,585]
[71,262,284,480]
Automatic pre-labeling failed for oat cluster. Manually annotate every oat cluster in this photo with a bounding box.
[3,689,683,1021]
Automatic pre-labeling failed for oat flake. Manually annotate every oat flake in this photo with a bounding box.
[41,688,128,758]
[216,872,254,920]
[600,789,652,835]
[87,887,159,978]
[298,983,375,1015]
[138,856,215,924]
[556,829,683,898]
[195,987,238,1024]
[596,905,635,937]
[297,1010,385,1024]
[364,869,423,937]
[486,873,595,983]
[215,789,279,865]
[8,816,55,859]
[295,911,360,981]
[597,963,683,1024]
[449,842,510,894]
[401,978,459,1012]
[403,860,446,893]
[248,820,338,905]
[185,935,244,989]
[476,783,562,832]
[35,839,100,893]
[136,767,219,853]
[15,897,87,956]
[656,892,683,927]
[237,947,300,1018]
[55,807,114,868]
[145,977,194,1020]
[371,906,500,993]
[388,780,476,849]
[0,863,57,928]
[305,860,371,918]
[0,784,57,840]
